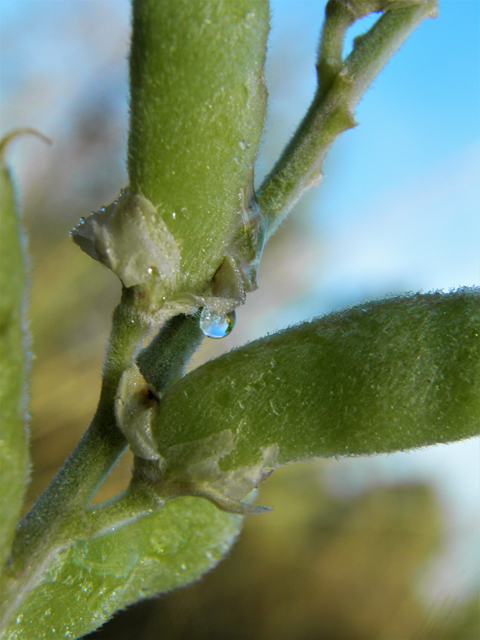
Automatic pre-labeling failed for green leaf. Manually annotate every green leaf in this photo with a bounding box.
[0,135,30,570]
[148,289,480,477]
[5,498,241,640]
[127,0,269,295]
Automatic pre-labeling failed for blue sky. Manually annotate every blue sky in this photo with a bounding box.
[1,0,479,605]
[259,0,480,324]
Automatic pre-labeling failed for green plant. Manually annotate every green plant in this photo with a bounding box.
[0,0,478,638]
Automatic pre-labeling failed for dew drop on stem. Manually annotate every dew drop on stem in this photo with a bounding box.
[200,308,236,339]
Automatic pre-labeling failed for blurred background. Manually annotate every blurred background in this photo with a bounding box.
[1,0,479,638]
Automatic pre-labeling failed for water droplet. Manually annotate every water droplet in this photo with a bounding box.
[200,308,236,339]
[172,211,176,220]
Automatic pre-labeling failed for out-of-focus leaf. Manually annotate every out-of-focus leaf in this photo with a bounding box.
[127,0,269,295]
[0,135,30,570]
[150,289,480,471]
[5,498,240,640]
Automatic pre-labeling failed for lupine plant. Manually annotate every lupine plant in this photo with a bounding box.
[1,0,479,638]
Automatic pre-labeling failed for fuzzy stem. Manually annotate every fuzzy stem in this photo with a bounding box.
[0,289,149,628]
[73,483,163,541]
[0,300,204,630]
[258,0,437,238]
[12,290,148,557]
[316,0,356,97]
[136,313,204,392]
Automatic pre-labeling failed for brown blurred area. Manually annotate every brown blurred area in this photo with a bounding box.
[84,464,479,640]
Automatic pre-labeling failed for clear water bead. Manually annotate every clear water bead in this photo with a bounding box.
[200,308,236,339]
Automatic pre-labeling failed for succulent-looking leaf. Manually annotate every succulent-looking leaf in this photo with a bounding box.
[0,135,30,570]
[128,0,268,291]
[4,499,241,640]
[73,0,269,320]
[142,290,480,497]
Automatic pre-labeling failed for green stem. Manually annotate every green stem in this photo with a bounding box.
[257,0,437,238]
[136,313,204,392]
[316,0,356,97]
[13,290,148,552]
[73,483,163,541]
[0,298,205,630]
[0,289,149,629]
[0,129,51,156]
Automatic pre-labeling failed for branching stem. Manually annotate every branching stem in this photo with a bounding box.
[0,289,150,628]
[0,292,205,631]
[258,0,437,238]
[0,1,442,635]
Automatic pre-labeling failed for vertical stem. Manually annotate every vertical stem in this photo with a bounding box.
[0,299,206,628]
[316,0,356,97]
[0,289,149,628]
[5,289,148,566]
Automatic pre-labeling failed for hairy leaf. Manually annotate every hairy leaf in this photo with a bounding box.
[149,289,480,477]
[127,0,269,297]
[4,498,241,639]
[0,137,30,570]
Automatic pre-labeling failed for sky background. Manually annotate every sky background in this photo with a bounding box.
[1,0,479,609]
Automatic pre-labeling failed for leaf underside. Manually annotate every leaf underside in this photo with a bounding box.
[5,498,241,640]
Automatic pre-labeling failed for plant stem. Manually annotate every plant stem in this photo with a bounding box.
[316,0,356,98]
[0,289,149,629]
[0,294,205,630]
[73,483,163,541]
[136,312,204,392]
[13,290,148,552]
[257,0,437,238]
